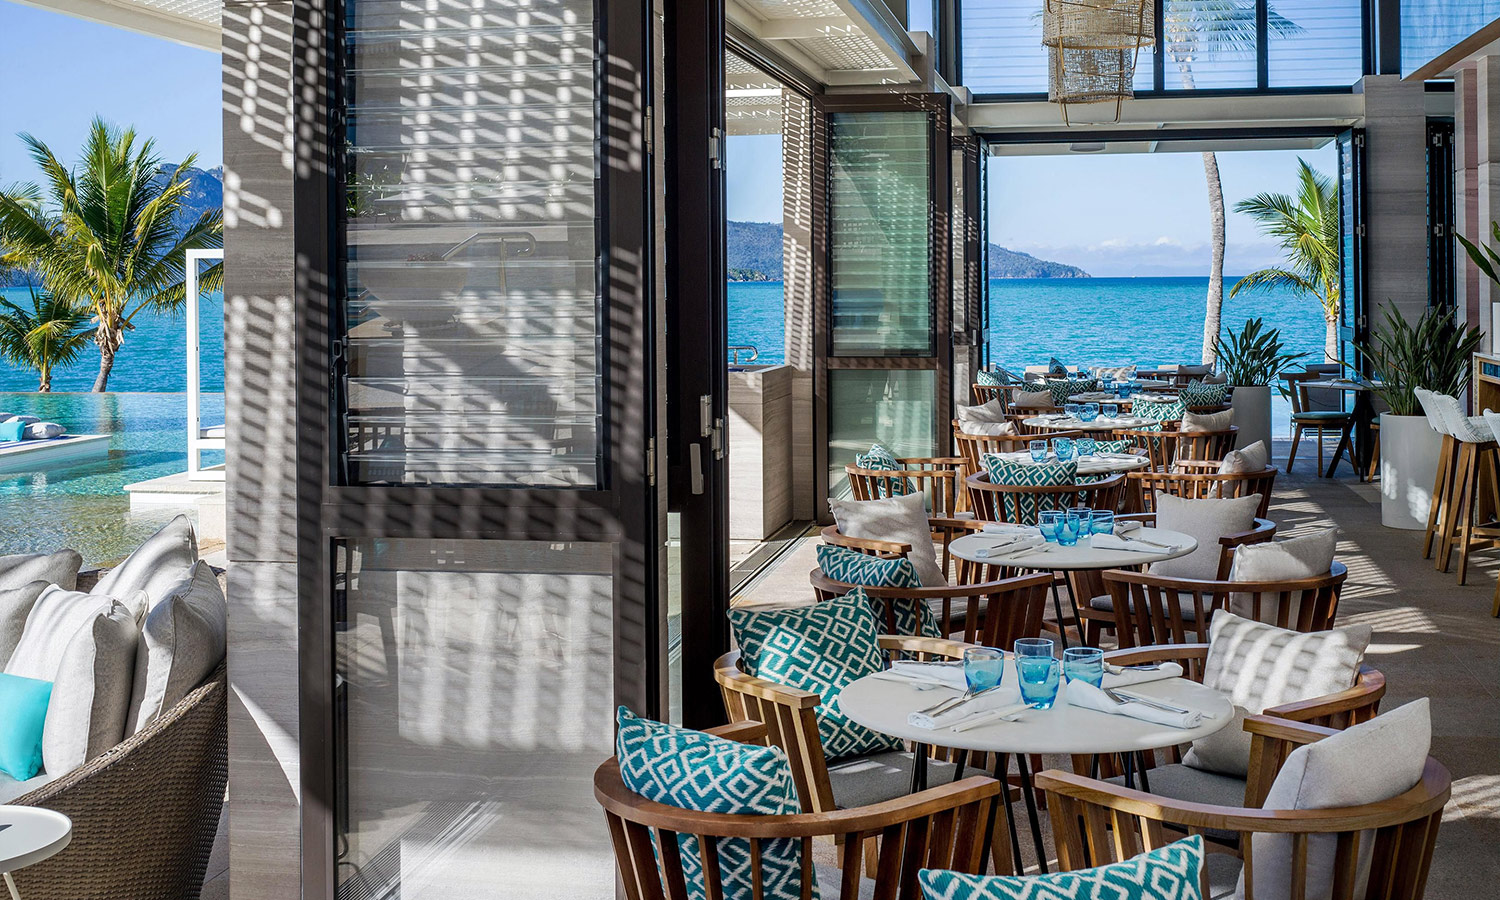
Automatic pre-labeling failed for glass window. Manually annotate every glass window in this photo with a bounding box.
[339,0,601,487]
[335,538,616,899]
[829,369,936,494]
[1401,0,1500,78]
[829,111,934,357]
[1161,0,1258,91]
[1268,0,1364,88]
[960,0,1049,95]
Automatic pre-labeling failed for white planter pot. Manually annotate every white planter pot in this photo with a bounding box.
[1380,413,1442,530]
[1229,385,1272,451]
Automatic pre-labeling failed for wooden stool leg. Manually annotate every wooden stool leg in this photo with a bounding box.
[1286,424,1302,473]
[1365,430,1381,482]
[1438,443,1471,573]
[1457,445,1480,584]
[1492,574,1500,618]
[1316,425,1325,476]
[1423,435,1452,559]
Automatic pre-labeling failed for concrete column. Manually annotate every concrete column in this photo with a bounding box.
[782,89,816,521]
[1456,65,1482,338]
[1477,58,1500,346]
[221,4,302,898]
[1361,75,1431,329]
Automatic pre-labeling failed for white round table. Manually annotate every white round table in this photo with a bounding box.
[950,527,1197,571]
[1023,415,1152,433]
[984,449,1148,476]
[0,807,71,900]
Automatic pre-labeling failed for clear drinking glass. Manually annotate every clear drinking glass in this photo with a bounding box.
[1090,510,1114,535]
[1017,657,1062,709]
[1076,437,1096,457]
[1081,402,1100,422]
[1014,637,1054,659]
[1052,437,1075,461]
[1029,439,1048,463]
[1057,509,1082,546]
[1062,647,1105,688]
[1038,510,1061,542]
[1102,402,1119,418]
[964,647,1005,693]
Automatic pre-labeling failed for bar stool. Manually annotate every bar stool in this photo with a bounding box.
[1486,410,1500,617]
[1424,392,1500,584]
[1416,388,1458,561]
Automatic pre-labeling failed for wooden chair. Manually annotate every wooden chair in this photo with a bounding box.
[846,457,969,517]
[1283,370,1355,477]
[952,426,1082,480]
[970,383,1011,408]
[965,471,1126,525]
[597,719,1005,900]
[1007,412,1063,435]
[1074,514,1277,645]
[809,568,1052,645]
[1038,716,1450,900]
[1100,562,1349,648]
[1114,426,1237,472]
[1127,462,1277,518]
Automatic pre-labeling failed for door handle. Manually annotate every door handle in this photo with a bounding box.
[689,442,704,495]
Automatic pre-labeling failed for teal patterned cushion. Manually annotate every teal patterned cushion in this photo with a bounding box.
[1095,439,1133,453]
[979,456,1079,524]
[1047,378,1098,407]
[615,707,815,900]
[728,590,903,760]
[1134,399,1187,422]
[854,443,915,497]
[815,545,940,638]
[1181,380,1231,406]
[1047,357,1068,375]
[918,836,1204,900]
[976,369,1003,386]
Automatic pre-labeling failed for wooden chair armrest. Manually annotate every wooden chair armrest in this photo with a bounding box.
[896,457,967,466]
[1219,518,1276,549]
[1262,665,1385,724]
[930,516,986,533]
[1172,458,1224,472]
[1102,644,1208,666]
[714,655,823,711]
[705,721,770,745]
[820,525,912,557]
[878,635,974,660]
[1117,513,1156,524]
[1243,714,1338,746]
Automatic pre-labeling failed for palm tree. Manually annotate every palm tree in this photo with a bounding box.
[0,288,93,391]
[1161,1,1299,364]
[1230,159,1342,362]
[0,118,222,391]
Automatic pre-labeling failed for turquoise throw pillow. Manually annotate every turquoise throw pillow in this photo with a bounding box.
[615,707,815,900]
[729,590,902,760]
[1133,399,1187,422]
[854,443,915,497]
[980,456,1078,524]
[919,835,1204,900]
[0,673,52,781]
[815,545,939,638]
[976,369,1003,386]
[1181,380,1231,406]
[0,420,24,442]
[1047,377,1098,407]
[1095,439,1133,454]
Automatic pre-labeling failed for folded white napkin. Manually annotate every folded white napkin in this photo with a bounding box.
[971,535,1046,559]
[1103,662,1183,688]
[1113,519,1142,533]
[1065,681,1203,729]
[909,690,1023,730]
[948,702,1032,732]
[1089,533,1178,554]
[981,523,1037,536]
[884,661,968,691]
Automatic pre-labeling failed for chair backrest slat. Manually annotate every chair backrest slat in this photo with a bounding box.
[697,834,722,900]
[1104,564,1348,648]
[872,823,906,900]
[749,839,764,900]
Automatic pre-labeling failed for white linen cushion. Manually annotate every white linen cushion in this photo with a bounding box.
[1010,388,1053,409]
[829,492,946,587]
[1217,440,1269,475]
[0,581,50,669]
[0,550,82,592]
[91,514,199,608]
[23,422,64,440]
[125,561,227,736]
[956,401,1016,437]
[962,421,1017,437]
[5,586,125,681]
[1226,528,1337,619]
[1182,409,1233,432]
[41,601,140,775]
[1149,492,1261,580]
[1239,699,1431,900]
[1185,612,1370,778]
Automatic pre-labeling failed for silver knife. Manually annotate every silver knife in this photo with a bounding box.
[1111,690,1191,715]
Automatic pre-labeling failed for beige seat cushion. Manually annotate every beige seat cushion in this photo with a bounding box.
[1226,528,1337,620]
[1107,763,1244,843]
[0,770,54,804]
[0,550,82,592]
[1182,409,1233,432]
[91,514,198,608]
[829,492,946,587]
[125,561,227,737]
[827,750,960,809]
[1149,492,1260,580]
[0,581,50,669]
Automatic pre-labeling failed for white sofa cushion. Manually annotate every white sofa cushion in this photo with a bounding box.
[1227,528,1337,620]
[91,515,198,609]
[0,581,51,669]
[1185,612,1370,777]
[1217,440,1269,475]
[1239,699,1431,900]
[0,550,82,592]
[5,586,127,681]
[125,561,227,737]
[1181,409,1233,432]
[1149,492,1261,580]
[956,401,1017,436]
[42,601,140,775]
[829,492,945,587]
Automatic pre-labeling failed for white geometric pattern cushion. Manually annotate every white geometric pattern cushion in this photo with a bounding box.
[1184,612,1370,778]
[1133,399,1187,422]
[1181,380,1231,407]
[830,492,946,587]
[815,545,939,638]
[615,707,814,900]
[853,443,915,497]
[920,835,1205,900]
[1241,700,1430,900]
[976,369,1003,386]
[980,456,1078,525]
[728,590,902,761]
[1047,378,1098,407]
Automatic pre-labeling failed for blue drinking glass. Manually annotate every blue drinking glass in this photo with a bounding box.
[1029,439,1048,463]
[1090,510,1114,535]
[964,647,1005,693]
[1038,510,1061,542]
[1064,402,1082,419]
[1101,402,1119,418]
[1057,509,1082,546]
[1052,437,1075,461]
[1080,402,1100,422]
[1062,647,1105,688]
[1116,383,1132,399]
[1076,437,1096,457]
[1017,657,1062,709]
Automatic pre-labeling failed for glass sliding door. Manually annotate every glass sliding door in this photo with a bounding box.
[818,95,951,501]
[1337,128,1366,364]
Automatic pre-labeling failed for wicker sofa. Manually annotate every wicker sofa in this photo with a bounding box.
[2,564,228,900]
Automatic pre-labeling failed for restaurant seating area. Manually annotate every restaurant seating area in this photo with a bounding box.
[596,362,1499,900]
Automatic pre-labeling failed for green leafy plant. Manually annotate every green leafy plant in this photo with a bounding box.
[0,288,92,391]
[1457,221,1500,286]
[1213,317,1306,387]
[1355,307,1483,417]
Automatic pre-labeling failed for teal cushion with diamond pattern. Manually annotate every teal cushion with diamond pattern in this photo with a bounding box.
[1133,399,1187,422]
[615,707,816,900]
[979,456,1079,524]
[1181,380,1231,407]
[1047,377,1098,407]
[854,443,915,497]
[1095,439,1133,454]
[815,545,940,638]
[918,835,1204,900]
[976,369,1003,386]
[729,589,904,760]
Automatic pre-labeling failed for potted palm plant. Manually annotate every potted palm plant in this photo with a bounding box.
[1360,306,1484,529]
[1214,318,1305,451]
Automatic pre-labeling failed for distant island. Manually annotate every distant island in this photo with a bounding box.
[727,220,1088,280]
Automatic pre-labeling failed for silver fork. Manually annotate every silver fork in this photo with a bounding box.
[1103,688,1190,715]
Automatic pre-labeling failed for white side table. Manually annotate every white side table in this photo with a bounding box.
[0,807,71,900]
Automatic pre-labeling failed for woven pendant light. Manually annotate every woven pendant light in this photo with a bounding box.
[1042,0,1155,125]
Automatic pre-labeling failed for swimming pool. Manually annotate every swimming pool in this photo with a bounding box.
[0,392,224,565]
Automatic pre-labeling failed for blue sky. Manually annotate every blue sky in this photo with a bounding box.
[0,2,222,182]
[729,135,1337,278]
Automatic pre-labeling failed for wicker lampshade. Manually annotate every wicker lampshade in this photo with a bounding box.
[1042,0,1155,124]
